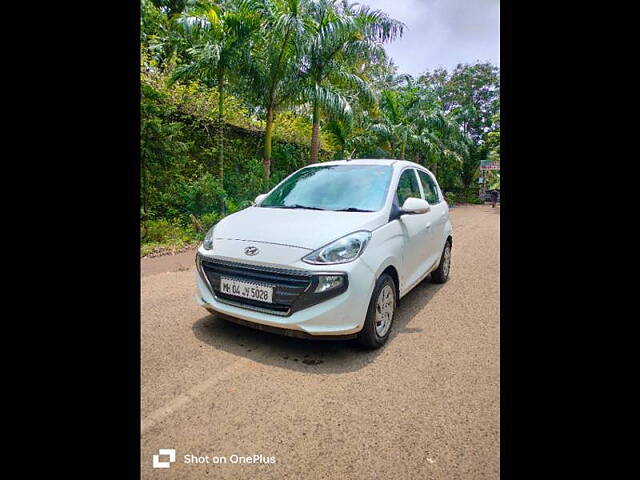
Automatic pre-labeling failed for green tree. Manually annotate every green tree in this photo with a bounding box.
[140,83,192,222]
[139,0,500,251]
[370,87,414,159]
[419,62,500,189]
[419,62,499,141]
[485,110,500,159]
[238,0,313,184]
[141,0,195,69]
[370,76,468,168]
[300,0,404,163]
[171,0,261,186]
[151,0,189,17]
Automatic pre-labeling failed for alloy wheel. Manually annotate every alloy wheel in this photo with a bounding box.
[442,244,451,277]
[375,284,395,337]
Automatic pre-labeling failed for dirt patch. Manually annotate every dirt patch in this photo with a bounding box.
[141,246,198,278]
[141,241,200,259]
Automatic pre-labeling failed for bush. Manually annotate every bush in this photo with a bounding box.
[200,212,220,230]
[174,173,226,218]
[142,218,194,243]
[443,189,484,205]
[463,192,483,204]
[444,192,457,206]
[472,192,485,204]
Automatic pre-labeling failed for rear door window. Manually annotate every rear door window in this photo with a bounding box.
[417,170,441,204]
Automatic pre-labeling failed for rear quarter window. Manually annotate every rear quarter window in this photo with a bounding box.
[417,170,441,204]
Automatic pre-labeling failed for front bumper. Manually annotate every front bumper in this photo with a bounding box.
[195,245,376,337]
[203,309,359,340]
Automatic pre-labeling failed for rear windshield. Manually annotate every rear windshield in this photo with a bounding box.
[260,165,393,212]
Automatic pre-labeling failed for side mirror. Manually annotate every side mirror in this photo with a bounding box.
[254,193,267,206]
[401,197,431,215]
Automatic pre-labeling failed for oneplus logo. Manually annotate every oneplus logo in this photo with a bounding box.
[153,449,176,469]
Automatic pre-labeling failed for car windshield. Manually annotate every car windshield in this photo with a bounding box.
[260,164,393,212]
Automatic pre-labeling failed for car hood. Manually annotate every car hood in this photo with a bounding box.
[213,206,386,251]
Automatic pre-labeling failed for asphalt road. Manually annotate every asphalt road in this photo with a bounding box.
[141,204,500,479]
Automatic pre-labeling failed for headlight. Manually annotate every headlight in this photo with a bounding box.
[302,231,371,265]
[203,225,216,250]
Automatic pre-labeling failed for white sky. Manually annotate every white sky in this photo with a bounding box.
[360,0,500,76]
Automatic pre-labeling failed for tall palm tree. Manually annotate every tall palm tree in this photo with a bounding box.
[170,0,260,186]
[239,0,313,184]
[300,0,404,163]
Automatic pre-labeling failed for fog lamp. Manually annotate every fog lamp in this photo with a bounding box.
[315,275,344,293]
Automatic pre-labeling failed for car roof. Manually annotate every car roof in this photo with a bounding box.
[306,159,431,172]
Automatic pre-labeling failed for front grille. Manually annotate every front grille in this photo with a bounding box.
[200,258,313,316]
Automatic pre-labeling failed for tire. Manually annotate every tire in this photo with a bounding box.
[357,273,397,349]
[430,240,451,284]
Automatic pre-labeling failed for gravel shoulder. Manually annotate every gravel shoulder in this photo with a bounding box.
[141,247,198,278]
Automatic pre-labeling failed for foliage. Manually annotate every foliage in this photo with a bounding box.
[140,0,500,253]
[462,190,484,204]
[140,56,334,247]
[443,191,457,206]
[419,62,500,142]
[143,217,197,244]
[485,111,500,162]
[443,189,482,206]
[298,0,404,162]
[486,171,500,190]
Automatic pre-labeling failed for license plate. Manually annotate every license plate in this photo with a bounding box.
[220,277,274,303]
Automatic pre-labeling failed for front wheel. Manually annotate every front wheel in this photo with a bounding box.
[430,241,451,284]
[357,273,396,349]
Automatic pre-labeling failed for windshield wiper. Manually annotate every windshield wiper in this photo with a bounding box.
[271,204,327,211]
[333,207,375,212]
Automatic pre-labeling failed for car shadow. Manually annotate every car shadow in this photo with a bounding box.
[192,275,445,374]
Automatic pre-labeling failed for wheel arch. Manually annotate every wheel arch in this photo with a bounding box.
[380,264,401,307]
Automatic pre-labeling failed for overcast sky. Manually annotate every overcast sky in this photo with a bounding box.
[360,0,500,76]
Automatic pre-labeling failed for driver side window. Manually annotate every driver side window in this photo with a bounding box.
[396,169,422,206]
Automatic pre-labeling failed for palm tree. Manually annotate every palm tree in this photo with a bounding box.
[300,0,404,163]
[170,0,260,186]
[324,118,352,159]
[370,87,417,159]
[411,105,470,174]
[239,0,313,184]
[371,76,470,176]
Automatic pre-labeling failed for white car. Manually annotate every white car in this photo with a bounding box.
[196,159,452,348]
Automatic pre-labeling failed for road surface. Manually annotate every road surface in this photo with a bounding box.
[141,204,500,479]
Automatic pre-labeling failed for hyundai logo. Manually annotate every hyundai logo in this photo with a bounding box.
[244,246,260,256]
